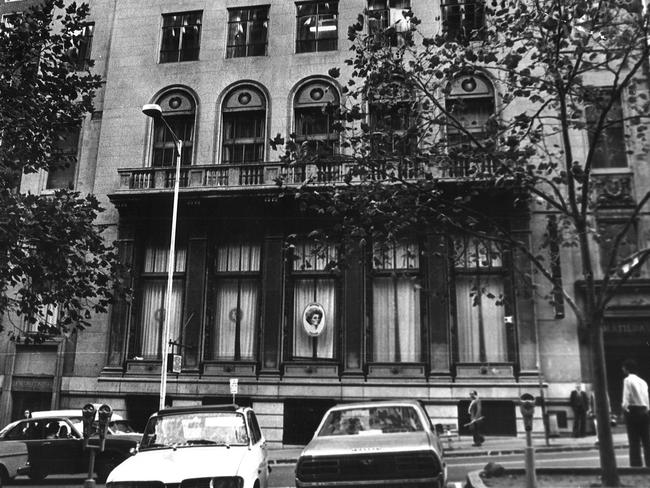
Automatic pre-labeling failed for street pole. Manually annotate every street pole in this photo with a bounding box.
[142,104,182,412]
[159,137,182,412]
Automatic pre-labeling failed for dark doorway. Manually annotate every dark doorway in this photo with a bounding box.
[12,391,51,421]
[604,337,650,417]
[125,395,171,432]
[458,400,517,436]
[283,398,337,445]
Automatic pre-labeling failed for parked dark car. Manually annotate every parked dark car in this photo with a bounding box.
[295,400,447,488]
[0,416,138,482]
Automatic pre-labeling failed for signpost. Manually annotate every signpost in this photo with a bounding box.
[230,378,238,404]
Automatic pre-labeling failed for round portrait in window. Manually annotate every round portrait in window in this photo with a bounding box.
[302,303,326,337]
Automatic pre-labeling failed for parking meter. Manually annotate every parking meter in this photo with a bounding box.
[519,393,536,432]
[82,404,96,441]
[97,404,113,452]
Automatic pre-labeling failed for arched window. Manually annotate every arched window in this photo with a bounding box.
[445,74,495,148]
[151,90,195,167]
[221,86,267,163]
[294,80,339,157]
[447,75,495,146]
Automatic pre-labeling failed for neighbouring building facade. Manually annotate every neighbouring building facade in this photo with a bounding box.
[2,0,650,445]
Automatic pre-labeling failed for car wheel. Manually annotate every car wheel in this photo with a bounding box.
[96,458,119,483]
[28,468,47,481]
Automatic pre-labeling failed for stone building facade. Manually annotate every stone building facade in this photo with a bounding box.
[1,0,649,445]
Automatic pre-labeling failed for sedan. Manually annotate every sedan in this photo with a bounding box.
[295,399,447,488]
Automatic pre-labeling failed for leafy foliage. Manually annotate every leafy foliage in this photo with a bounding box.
[0,0,126,342]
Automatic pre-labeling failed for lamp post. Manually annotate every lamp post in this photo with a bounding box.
[142,103,183,411]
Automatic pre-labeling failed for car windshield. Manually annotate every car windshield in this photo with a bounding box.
[317,406,424,436]
[140,411,249,449]
[109,420,136,434]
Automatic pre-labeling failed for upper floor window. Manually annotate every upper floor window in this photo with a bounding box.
[290,240,338,360]
[586,90,627,169]
[207,241,261,361]
[294,80,340,157]
[446,74,495,147]
[371,241,421,363]
[46,125,80,190]
[453,236,507,363]
[1,12,21,28]
[150,91,195,167]
[368,78,416,157]
[68,23,94,70]
[441,0,485,42]
[367,0,410,46]
[160,11,202,63]
[222,86,267,163]
[227,6,269,58]
[296,1,338,53]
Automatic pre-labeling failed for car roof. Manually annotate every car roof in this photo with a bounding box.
[31,407,125,421]
[155,404,248,417]
[326,399,426,412]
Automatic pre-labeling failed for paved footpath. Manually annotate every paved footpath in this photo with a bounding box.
[268,430,629,465]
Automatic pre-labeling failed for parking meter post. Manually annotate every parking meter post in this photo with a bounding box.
[81,404,96,450]
[519,393,537,488]
[97,404,113,452]
[84,448,97,488]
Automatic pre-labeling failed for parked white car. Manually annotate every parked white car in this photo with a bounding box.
[31,406,140,436]
[107,404,270,488]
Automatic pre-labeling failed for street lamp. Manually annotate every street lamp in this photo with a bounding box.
[142,103,183,411]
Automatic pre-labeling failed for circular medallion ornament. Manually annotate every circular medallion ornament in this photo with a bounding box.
[461,77,477,93]
[309,87,324,101]
[168,96,183,110]
[237,92,252,105]
[302,303,326,337]
[229,308,243,323]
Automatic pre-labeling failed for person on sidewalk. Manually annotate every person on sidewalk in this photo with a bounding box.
[466,390,485,447]
[570,383,589,437]
[621,358,650,467]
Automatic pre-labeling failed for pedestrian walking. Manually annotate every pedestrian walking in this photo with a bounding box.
[466,390,485,447]
[569,383,589,437]
[621,358,650,467]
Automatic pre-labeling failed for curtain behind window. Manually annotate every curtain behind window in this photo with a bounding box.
[292,278,335,358]
[139,279,183,358]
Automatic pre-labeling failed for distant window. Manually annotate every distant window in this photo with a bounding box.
[226,6,269,58]
[586,91,627,168]
[367,0,410,46]
[294,81,340,157]
[221,86,267,163]
[441,0,485,42]
[296,1,338,53]
[160,11,202,63]
[1,12,21,28]
[150,91,195,167]
[46,125,80,190]
[68,23,94,70]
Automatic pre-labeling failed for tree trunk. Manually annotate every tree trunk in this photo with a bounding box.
[590,321,620,487]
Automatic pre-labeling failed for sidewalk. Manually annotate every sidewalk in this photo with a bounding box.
[267,429,629,465]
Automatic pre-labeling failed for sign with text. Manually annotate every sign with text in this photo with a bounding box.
[230,378,239,395]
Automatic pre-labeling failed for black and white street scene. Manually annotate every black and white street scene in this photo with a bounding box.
[2,0,650,487]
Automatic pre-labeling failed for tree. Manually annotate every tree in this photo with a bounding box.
[272,0,650,485]
[0,1,126,342]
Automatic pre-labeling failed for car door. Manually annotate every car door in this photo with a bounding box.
[37,418,85,474]
[2,419,47,473]
[246,411,269,487]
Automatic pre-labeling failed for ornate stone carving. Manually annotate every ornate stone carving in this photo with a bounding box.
[594,174,635,208]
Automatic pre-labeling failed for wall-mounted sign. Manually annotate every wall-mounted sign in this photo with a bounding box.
[302,303,326,337]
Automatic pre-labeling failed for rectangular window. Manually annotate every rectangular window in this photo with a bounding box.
[369,101,415,156]
[135,240,186,359]
[296,1,338,53]
[586,91,627,168]
[222,111,265,163]
[226,6,269,58]
[152,115,194,167]
[441,0,485,42]
[69,23,94,70]
[291,241,337,359]
[453,236,506,363]
[371,241,421,362]
[367,0,410,46]
[1,12,21,28]
[46,125,80,190]
[208,242,261,361]
[160,11,202,63]
[295,106,338,156]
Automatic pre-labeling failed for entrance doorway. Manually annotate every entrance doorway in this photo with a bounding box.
[604,330,650,416]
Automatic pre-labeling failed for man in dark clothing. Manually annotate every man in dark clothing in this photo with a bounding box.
[467,390,485,447]
[622,359,650,466]
[570,384,589,437]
